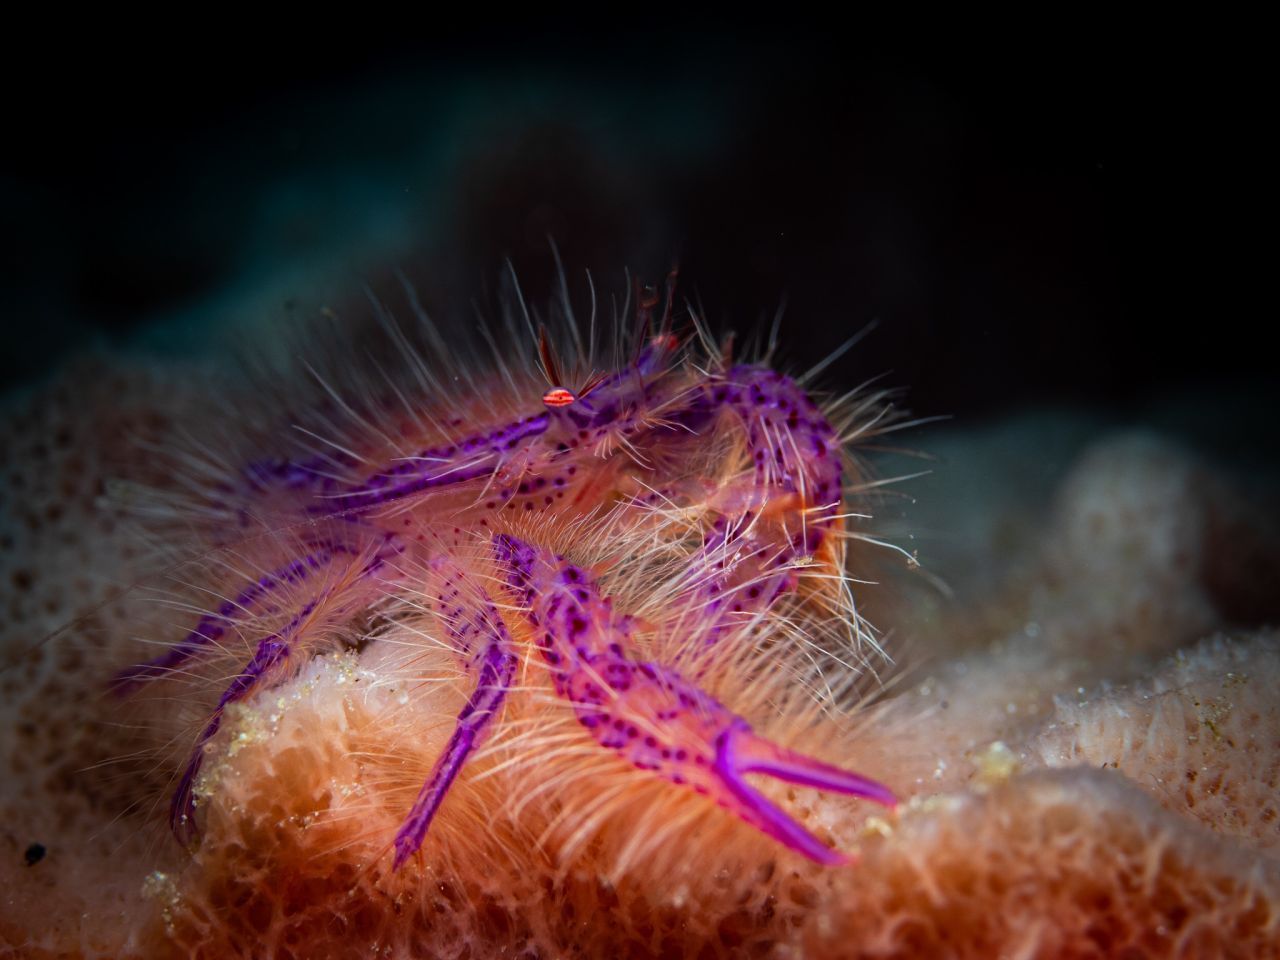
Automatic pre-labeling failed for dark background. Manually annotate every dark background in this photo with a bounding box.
[1,28,1271,429]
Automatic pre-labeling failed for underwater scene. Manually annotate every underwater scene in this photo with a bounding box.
[2,31,1276,959]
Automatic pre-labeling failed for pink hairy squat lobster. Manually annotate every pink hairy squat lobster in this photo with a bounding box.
[111,271,902,869]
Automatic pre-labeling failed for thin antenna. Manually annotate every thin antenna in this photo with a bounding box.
[798,319,881,386]
[548,237,586,367]
[764,295,787,363]
[537,326,565,387]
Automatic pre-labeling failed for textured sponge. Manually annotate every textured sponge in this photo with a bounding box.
[4,359,1280,959]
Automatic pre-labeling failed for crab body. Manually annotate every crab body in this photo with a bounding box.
[115,291,898,868]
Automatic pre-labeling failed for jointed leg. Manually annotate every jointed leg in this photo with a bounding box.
[112,540,359,693]
[392,641,516,868]
[166,535,403,843]
[494,533,895,865]
[170,630,295,844]
[392,560,519,869]
[651,365,851,648]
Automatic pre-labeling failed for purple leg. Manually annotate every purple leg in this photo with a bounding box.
[391,560,519,869]
[392,640,516,869]
[112,541,356,693]
[166,537,403,844]
[170,629,297,844]
[494,533,896,865]
[649,365,849,648]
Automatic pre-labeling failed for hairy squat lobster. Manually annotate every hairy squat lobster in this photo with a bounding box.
[113,274,898,868]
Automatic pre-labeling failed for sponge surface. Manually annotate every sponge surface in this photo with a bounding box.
[3,361,1278,959]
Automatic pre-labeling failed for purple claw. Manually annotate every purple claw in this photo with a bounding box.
[713,719,896,865]
[495,532,897,866]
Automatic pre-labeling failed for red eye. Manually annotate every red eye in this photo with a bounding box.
[651,333,680,352]
[542,388,576,408]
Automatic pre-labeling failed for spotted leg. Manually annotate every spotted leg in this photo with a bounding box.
[658,365,851,647]
[392,560,519,869]
[167,536,403,844]
[170,632,292,844]
[494,533,896,865]
[111,539,362,693]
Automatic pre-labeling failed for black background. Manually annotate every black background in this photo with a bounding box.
[1,26,1271,430]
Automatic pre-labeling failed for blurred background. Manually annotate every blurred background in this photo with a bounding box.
[0,25,1271,438]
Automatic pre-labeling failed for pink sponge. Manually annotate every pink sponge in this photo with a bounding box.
[3,332,1279,957]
